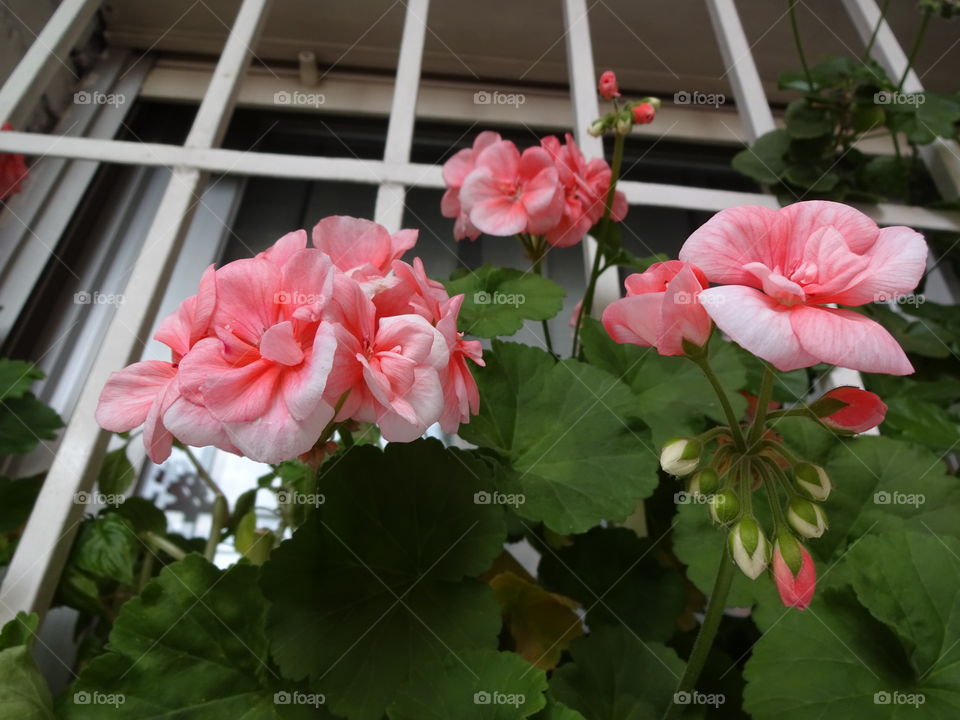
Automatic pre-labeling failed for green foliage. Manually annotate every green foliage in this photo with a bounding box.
[261,440,507,720]
[444,265,566,338]
[459,340,659,534]
[0,612,54,720]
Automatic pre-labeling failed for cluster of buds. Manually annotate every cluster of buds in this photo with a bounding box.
[588,71,660,137]
[659,385,886,610]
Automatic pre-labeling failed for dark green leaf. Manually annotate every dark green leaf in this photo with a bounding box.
[0,474,43,533]
[784,99,833,139]
[732,130,790,184]
[0,612,54,720]
[444,265,566,338]
[0,359,44,402]
[71,514,140,587]
[96,447,137,498]
[0,394,63,456]
[460,341,659,534]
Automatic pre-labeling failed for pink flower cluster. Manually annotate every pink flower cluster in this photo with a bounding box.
[95,217,483,464]
[441,132,627,247]
[604,201,927,375]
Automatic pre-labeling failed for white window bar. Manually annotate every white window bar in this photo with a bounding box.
[0,0,272,625]
[374,0,429,233]
[0,0,101,128]
[563,0,621,312]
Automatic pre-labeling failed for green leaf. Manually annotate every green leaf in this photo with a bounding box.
[548,627,685,720]
[783,164,840,192]
[112,497,167,536]
[261,439,506,720]
[460,341,658,534]
[387,650,547,719]
[784,99,834,139]
[0,474,43,533]
[0,359,44,402]
[580,320,747,444]
[97,447,137,498]
[881,395,960,451]
[732,130,790,184]
[862,156,909,200]
[70,514,140,587]
[537,527,685,641]
[62,556,321,719]
[0,394,63,456]
[444,265,566,338]
[531,700,587,720]
[745,528,960,719]
[0,612,54,720]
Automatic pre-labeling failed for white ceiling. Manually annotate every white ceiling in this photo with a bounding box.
[102,0,959,102]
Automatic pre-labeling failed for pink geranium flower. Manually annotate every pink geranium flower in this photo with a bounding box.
[170,250,340,463]
[311,215,416,282]
[436,294,484,432]
[441,131,502,241]
[602,261,712,356]
[679,201,927,374]
[459,140,564,237]
[0,123,28,202]
[95,267,229,463]
[540,134,627,248]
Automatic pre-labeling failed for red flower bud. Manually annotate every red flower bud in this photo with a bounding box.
[598,71,620,100]
[816,386,887,434]
[772,536,816,609]
[632,102,655,124]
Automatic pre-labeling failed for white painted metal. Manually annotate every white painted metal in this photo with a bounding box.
[0,0,101,127]
[562,0,621,312]
[705,0,776,142]
[374,0,430,232]
[0,0,273,624]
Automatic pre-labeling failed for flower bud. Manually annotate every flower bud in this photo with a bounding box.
[631,102,655,124]
[587,119,606,137]
[787,497,828,538]
[598,70,620,100]
[660,438,701,477]
[812,386,887,435]
[793,463,831,501]
[728,516,769,579]
[772,534,816,609]
[709,488,739,525]
[615,111,632,134]
[689,468,719,496]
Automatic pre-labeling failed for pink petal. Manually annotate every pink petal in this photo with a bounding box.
[698,286,819,371]
[211,258,281,346]
[258,229,308,267]
[284,321,339,420]
[259,321,304,366]
[679,205,784,286]
[163,394,238,454]
[658,265,712,354]
[224,392,334,464]
[781,200,878,255]
[827,226,928,306]
[95,361,177,432]
[376,367,444,442]
[790,305,914,375]
[475,140,520,179]
[311,216,393,274]
[602,293,663,348]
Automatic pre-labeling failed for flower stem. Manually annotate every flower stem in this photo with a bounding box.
[747,363,776,448]
[690,353,747,452]
[862,0,890,62]
[529,237,556,356]
[788,0,814,91]
[143,531,187,561]
[180,444,226,500]
[662,546,736,720]
[898,7,931,91]
[571,131,627,358]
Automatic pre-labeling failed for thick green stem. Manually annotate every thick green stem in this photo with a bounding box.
[143,531,187,561]
[747,364,776,448]
[571,131,627,358]
[662,547,736,720]
[205,495,229,561]
[788,0,814,91]
[529,237,556,356]
[898,8,931,91]
[690,353,747,452]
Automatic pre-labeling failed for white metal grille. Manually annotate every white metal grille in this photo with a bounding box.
[0,0,958,625]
